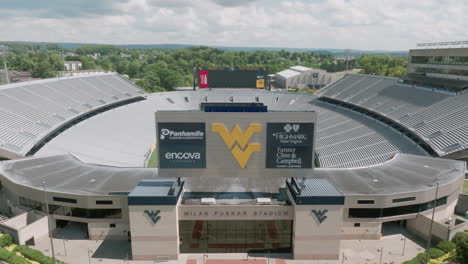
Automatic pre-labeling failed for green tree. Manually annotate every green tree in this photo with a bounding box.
[452,232,468,263]
[136,72,162,92]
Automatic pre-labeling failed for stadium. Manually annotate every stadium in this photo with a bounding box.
[0,44,467,261]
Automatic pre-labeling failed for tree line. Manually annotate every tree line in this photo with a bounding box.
[0,42,408,91]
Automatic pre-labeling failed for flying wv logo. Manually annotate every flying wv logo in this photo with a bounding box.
[311,209,328,224]
[212,123,262,168]
[144,210,161,224]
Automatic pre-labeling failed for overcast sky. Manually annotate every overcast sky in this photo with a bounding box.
[0,0,466,50]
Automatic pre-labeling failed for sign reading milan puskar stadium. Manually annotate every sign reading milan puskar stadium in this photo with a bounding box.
[157,122,206,168]
[266,123,314,168]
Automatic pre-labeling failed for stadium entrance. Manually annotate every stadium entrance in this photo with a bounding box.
[179,220,292,253]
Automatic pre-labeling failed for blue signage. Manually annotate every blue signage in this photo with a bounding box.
[311,209,328,224]
[144,210,161,224]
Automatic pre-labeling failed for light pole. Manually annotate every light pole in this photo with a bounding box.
[43,181,56,264]
[400,220,407,256]
[401,236,407,256]
[1,45,10,84]
[425,181,439,264]
[378,247,383,264]
[62,239,67,256]
[88,248,92,264]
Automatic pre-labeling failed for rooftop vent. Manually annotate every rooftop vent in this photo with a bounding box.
[428,131,443,139]
[201,198,216,205]
[256,198,271,205]
[53,114,65,121]
[68,107,79,114]
[414,121,426,129]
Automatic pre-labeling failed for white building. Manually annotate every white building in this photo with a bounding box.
[275,66,339,89]
[63,61,82,71]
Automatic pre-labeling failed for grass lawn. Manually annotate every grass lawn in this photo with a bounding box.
[147,148,158,168]
[463,180,468,194]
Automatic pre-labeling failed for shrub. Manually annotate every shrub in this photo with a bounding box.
[435,240,456,253]
[413,252,429,264]
[451,231,468,264]
[427,248,445,259]
[8,255,30,264]
[15,245,67,264]
[0,247,13,261]
[0,233,13,247]
[402,260,417,264]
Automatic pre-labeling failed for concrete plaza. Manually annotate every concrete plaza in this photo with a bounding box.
[31,224,426,264]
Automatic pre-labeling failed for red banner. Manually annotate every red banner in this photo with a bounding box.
[199,71,208,88]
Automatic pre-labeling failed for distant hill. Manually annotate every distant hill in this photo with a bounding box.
[13,41,408,56]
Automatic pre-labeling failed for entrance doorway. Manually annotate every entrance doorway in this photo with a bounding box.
[54,220,89,240]
[382,220,407,236]
[179,220,292,254]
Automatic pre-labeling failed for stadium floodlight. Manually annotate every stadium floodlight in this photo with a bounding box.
[1,45,10,84]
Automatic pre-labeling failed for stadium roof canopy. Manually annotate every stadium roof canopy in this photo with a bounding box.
[0,153,463,196]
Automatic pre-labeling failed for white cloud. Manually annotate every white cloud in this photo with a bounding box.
[0,0,467,50]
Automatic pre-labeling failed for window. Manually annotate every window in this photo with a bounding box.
[357,200,374,205]
[48,206,122,219]
[411,55,468,66]
[109,224,116,228]
[348,196,448,219]
[19,196,43,210]
[392,197,416,203]
[96,200,113,205]
[53,197,77,204]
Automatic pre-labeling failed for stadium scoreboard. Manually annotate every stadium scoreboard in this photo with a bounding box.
[197,66,267,89]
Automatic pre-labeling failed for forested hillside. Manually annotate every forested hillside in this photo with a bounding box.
[0,42,407,92]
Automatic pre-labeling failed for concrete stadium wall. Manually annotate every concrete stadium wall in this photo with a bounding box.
[88,222,128,240]
[407,197,465,242]
[341,222,381,240]
[0,148,23,160]
[0,211,51,245]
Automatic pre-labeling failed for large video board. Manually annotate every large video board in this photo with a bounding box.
[266,123,314,168]
[157,123,206,168]
[198,67,267,89]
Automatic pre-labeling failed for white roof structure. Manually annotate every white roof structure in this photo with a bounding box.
[0,153,463,196]
[275,69,301,79]
[289,66,312,73]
